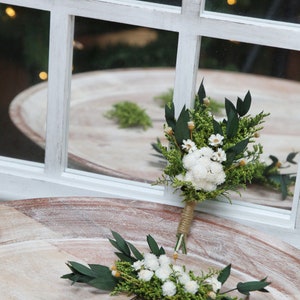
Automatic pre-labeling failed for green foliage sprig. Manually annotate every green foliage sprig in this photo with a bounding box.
[105,101,152,130]
[155,80,269,203]
[62,231,270,299]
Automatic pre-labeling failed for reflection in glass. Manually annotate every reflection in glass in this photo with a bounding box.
[198,37,300,210]
[0,5,48,162]
[205,0,300,23]
[136,0,181,6]
[67,19,179,182]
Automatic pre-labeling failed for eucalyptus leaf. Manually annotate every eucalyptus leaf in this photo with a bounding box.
[237,91,251,116]
[165,101,176,130]
[287,151,298,164]
[128,242,144,261]
[237,279,270,295]
[147,234,160,255]
[225,138,249,165]
[147,234,165,256]
[89,264,111,277]
[110,231,131,256]
[115,252,135,263]
[174,106,190,146]
[197,79,206,105]
[213,118,223,135]
[217,264,231,285]
[66,261,96,278]
[88,276,118,291]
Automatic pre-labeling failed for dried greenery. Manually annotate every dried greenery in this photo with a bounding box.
[105,101,152,130]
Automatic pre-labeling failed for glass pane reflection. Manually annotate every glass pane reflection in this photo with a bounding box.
[68,18,178,182]
[205,0,300,24]
[0,5,48,162]
[199,37,300,210]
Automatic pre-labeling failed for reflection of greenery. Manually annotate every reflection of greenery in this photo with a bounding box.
[154,88,224,114]
[104,101,152,130]
[252,152,298,200]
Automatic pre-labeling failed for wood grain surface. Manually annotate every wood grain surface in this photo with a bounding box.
[0,197,299,299]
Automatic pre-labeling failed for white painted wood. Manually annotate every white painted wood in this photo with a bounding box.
[44,10,74,176]
[0,0,299,231]
[173,0,201,116]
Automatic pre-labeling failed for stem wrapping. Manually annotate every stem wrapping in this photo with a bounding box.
[175,200,197,254]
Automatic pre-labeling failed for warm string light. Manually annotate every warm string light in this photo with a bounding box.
[5,6,16,18]
[227,0,237,5]
[39,71,48,81]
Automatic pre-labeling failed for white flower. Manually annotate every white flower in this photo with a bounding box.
[207,291,216,299]
[198,146,214,158]
[172,265,184,274]
[178,272,191,285]
[132,260,144,271]
[162,280,177,296]
[205,276,222,292]
[190,164,207,179]
[182,139,197,153]
[144,253,160,271]
[155,266,172,281]
[184,280,199,294]
[211,148,226,163]
[182,150,201,169]
[209,134,224,147]
[158,254,171,266]
[138,269,154,282]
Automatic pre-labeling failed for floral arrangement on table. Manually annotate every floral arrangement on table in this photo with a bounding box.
[62,231,270,299]
[62,81,273,299]
[153,81,269,253]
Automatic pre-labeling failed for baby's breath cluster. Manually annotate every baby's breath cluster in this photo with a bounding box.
[111,252,225,300]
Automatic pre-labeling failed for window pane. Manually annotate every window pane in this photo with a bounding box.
[68,18,178,182]
[199,37,300,210]
[0,5,48,162]
[205,0,300,23]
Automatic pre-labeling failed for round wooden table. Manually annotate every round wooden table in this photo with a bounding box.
[0,197,299,299]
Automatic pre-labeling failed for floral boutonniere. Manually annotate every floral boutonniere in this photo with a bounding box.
[154,80,269,253]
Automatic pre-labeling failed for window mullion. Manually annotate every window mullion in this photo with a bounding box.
[44,10,74,176]
[173,0,201,117]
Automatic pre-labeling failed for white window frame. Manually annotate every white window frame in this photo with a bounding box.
[0,0,299,229]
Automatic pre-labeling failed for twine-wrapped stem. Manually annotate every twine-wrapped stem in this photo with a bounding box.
[174,200,197,254]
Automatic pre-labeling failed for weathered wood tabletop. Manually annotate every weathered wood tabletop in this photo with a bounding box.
[0,197,299,299]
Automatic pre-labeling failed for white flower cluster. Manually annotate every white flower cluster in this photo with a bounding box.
[132,253,221,297]
[178,134,226,192]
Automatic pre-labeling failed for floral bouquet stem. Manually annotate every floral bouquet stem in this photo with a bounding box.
[175,200,197,254]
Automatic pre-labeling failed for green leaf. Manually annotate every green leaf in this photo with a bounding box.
[225,98,239,138]
[237,91,251,116]
[110,231,130,256]
[237,279,270,295]
[89,264,111,277]
[67,261,95,277]
[128,242,144,261]
[286,151,298,164]
[225,138,249,165]
[147,234,161,256]
[88,276,118,291]
[174,106,190,146]
[197,79,206,105]
[213,118,223,135]
[218,264,231,285]
[165,101,176,130]
[115,252,135,263]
